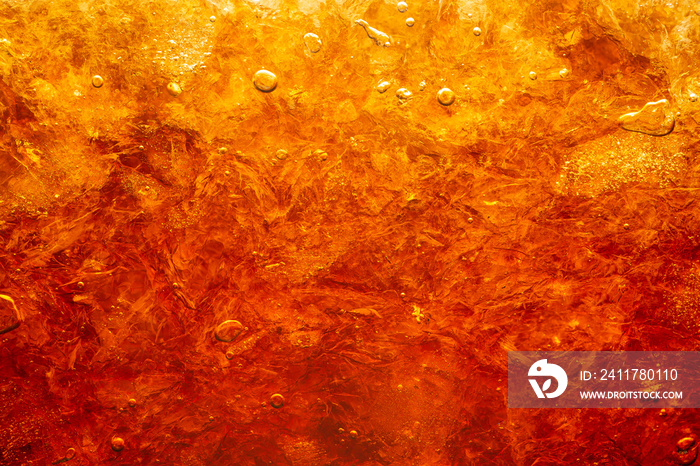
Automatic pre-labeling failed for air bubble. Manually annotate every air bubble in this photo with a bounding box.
[473,27,481,36]
[397,1,408,12]
[111,437,125,452]
[405,17,415,27]
[215,320,245,342]
[529,71,537,80]
[419,81,426,91]
[270,393,285,408]
[92,75,104,88]
[65,448,76,460]
[128,398,136,407]
[437,88,455,106]
[167,82,182,97]
[304,33,322,53]
[690,93,697,102]
[377,81,391,93]
[253,70,278,92]
[349,430,359,439]
[396,88,412,100]
[210,16,216,22]
[276,149,288,159]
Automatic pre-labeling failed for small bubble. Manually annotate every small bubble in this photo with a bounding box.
[437,88,455,106]
[172,282,180,289]
[473,27,481,36]
[623,223,630,230]
[128,398,136,407]
[167,82,182,97]
[276,149,288,160]
[405,17,415,27]
[270,393,285,408]
[467,217,473,223]
[419,81,426,91]
[260,401,267,407]
[76,281,84,289]
[396,88,412,100]
[215,320,245,342]
[349,430,359,439]
[397,384,403,390]
[377,80,391,93]
[65,448,76,459]
[529,71,537,80]
[303,33,322,53]
[559,68,570,79]
[218,147,228,154]
[253,70,278,93]
[138,145,144,151]
[690,93,697,102]
[397,1,408,12]
[209,415,214,421]
[210,15,216,22]
[92,75,104,88]
[225,350,234,359]
[111,437,125,452]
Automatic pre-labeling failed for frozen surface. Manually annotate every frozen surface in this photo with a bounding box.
[1,0,700,464]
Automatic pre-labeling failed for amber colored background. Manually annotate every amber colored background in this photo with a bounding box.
[1,0,700,464]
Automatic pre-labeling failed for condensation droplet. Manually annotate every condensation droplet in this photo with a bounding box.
[437,88,455,106]
[397,1,408,12]
[473,27,481,36]
[270,393,285,408]
[111,437,125,452]
[396,88,412,100]
[167,82,182,97]
[405,17,415,27]
[355,19,391,47]
[529,71,537,80]
[377,80,391,93]
[559,68,570,79]
[349,430,359,439]
[215,320,245,342]
[91,75,104,88]
[619,99,674,136]
[303,33,322,53]
[65,448,76,460]
[253,70,278,92]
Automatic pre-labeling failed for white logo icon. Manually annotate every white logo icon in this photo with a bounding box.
[528,359,568,399]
